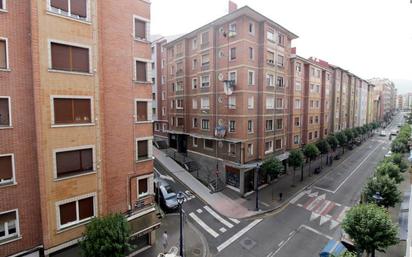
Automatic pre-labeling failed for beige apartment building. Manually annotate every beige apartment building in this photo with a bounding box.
[1,0,158,256]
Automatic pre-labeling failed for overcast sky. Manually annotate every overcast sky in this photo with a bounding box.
[151,0,412,93]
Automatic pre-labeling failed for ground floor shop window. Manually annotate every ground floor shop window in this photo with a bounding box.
[225,166,240,189]
[129,233,150,252]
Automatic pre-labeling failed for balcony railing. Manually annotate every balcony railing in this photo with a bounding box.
[133,195,155,213]
[176,69,184,77]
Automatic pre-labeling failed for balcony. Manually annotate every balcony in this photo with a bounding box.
[176,52,184,58]
[176,69,184,77]
[201,42,209,49]
[201,64,210,71]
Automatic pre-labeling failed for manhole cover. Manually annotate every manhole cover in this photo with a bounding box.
[192,248,201,256]
[240,237,256,250]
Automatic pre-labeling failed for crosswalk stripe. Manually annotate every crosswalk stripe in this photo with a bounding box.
[189,212,219,238]
[217,219,262,252]
[336,207,350,223]
[204,206,234,228]
[196,209,203,214]
[229,218,240,224]
[290,191,306,204]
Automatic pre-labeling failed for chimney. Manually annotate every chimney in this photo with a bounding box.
[229,1,238,13]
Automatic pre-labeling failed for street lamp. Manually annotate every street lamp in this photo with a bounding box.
[177,192,185,257]
[255,164,260,211]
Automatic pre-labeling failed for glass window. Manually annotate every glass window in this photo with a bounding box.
[51,42,90,73]
[53,98,92,125]
[56,148,93,178]
[0,98,10,127]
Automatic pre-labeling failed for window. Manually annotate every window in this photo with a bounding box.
[162,124,167,131]
[230,47,236,60]
[265,141,273,154]
[161,59,165,69]
[193,137,198,147]
[0,38,8,70]
[314,131,318,138]
[192,98,198,109]
[192,78,197,89]
[49,0,88,20]
[136,138,153,160]
[192,38,197,50]
[278,34,284,46]
[177,117,184,127]
[176,99,183,109]
[0,97,11,127]
[0,154,15,185]
[201,54,209,67]
[315,100,320,108]
[192,118,198,128]
[204,139,213,150]
[275,139,282,150]
[135,60,148,82]
[161,91,165,100]
[161,76,165,85]
[155,123,160,131]
[175,81,183,92]
[50,42,90,73]
[277,55,284,67]
[200,97,209,109]
[57,195,95,229]
[315,116,319,123]
[294,99,301,109]
[135,100,152,122]
[294,135,300,145]
[201,31,209,45]
[310,116,314,124]
[248,96,254,109]
[134,17,148,40]
[138,177,148,197]
[192,59,197,69]
[267,30,275,41]
[276,76,284,87]
[152,93,156,100]
[294,117,300,127]
[0,0,6,10]
[248,22,255,35]
[276,98,283,109]
[266,96,274,109]
[276,119,283,130]
[265,120,273,131]
[229,23,237,33]
[201,119,209,130]
[0,210,19,243]
[228,143,236,155]
[247,120,253,133]
[267,74,274,87]
[162,107,165,116]
[310,100,314,108]
[229,120,236,132]
[201,75,210,88]
[228,71,237,84]
[309,132,313,140]
[248,70,255,85]
[295,82,301,91]
[311,68,315,76]
[55,148,93,178]
[267,51,275,64]
[316,70,321,78]
[247,144,253,156]
[296,63,301,72]
[228,96,236,109]
[53,98,92,125]
[249,47,254,60]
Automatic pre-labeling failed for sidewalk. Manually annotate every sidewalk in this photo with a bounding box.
[136,214,208,257]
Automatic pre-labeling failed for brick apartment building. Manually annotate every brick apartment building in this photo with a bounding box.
[0,0,159,256]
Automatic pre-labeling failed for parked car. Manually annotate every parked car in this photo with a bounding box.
[155,181,178,210]
[354,138,362,146]
[385,151,392,158]
[379,130,387,137]
[390,129,398,136]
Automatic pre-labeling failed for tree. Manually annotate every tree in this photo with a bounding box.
[352,128,360,140]
[363,175,401,208]
[80,213,131,257]
[376,162,403,184]
[391,139,407,153]
[303,144,320,175]
[261,157,283,180]
[316,139,331,169]
[342,204,398,257]
[344,129,354,146]
[387,153,409,173]
[327,134,339,152]
[288,149,304,184]
[335,132,348,154]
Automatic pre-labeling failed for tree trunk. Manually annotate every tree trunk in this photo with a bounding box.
[292,167,296,186]
[320,154,323,169]
[342,145,345,154]
[308,160,312,176]
[300,164,304,182]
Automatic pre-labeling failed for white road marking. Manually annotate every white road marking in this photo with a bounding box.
[196,209,203,214]
[314,200,331,214]
[217,219,262,252]
[297,204,303,207]
[203,206,234,228]
[289,231,294,236]
[189,212,219,238]
[306,194,325,211]
[308,191,319,198]
[278,240,284,247]
[300,225,333,240]
[259,201,270,207]
[329,220,340,230]
[336,206,350,223]
[290,190,308,204]
[229,218,240,224]
[219,227,227,233]
[310,212,320,221]
[320,215,331,226]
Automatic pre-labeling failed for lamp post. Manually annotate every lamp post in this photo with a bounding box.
[177,192,185,257]
[255,164,260,211]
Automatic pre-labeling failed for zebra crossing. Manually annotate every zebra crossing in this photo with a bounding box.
[291,190,350,230]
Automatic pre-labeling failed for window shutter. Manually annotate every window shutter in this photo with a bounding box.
[54,98,73,124]
[78,197,94,220]
[71,46,89,73]
[136,101,147,121]
[147,101,153,121]
[138,178,148,195]
[0,156,13,181]
[51,43,71,71]
[0,98,10,126]
[0,40,6,69]
[73,99,91,123]
[138,140,148,159]
[148,139,153,158]
[0,211,16,224]
[70,0,87,18]
[80,149,93,171]
[50,0,69,12]
[136,61,147,81]
[135,19,146,39]
[59,202,76,225]
[56,150,82,176]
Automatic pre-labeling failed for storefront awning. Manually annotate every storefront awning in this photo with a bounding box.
[167,130,243,143]
[226,152,290,170]
[129,209,161,238]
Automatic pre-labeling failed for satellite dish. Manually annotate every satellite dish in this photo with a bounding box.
[218,73,224,81]
[218,119,224,126]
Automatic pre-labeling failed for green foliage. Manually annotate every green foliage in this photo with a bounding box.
[344,129,354,143]
[363,175,401,208]
[335,132,348,147]
[261,157,283,178]
[406,112,412,124]
[392,139,407,153]
[303,143,320,160]
[342,204,398,255]
[332,252,357,257]
[288,149,304,170]
[80,213,131,257]
[386,153,409,173]
[352,128,360,139]
[376,161,403,184]
[327,134,339,151]
[316,139,331,155]
[392,124,412,153]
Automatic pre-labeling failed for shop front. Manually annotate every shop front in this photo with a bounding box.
[128,209,161,254]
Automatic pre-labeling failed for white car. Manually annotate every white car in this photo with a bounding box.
[385,151,392,158]
[380,130,387,137]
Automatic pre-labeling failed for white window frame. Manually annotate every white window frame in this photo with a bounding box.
[248,22,255,35]
[192,118,198,128]
[133,15,150,41]
[201,54,209,66]
[53,145,96,180]
[265,140,273,154]
[294,117,301,127]
[247,120,253,134]
[249,47,254,60]
[277,54,284,67]
[248,96,254,109]
[162,123,167,131]
[162,107,166,116]
[193,137,198,147]
[135,136,154,161]
[134,98,153,123]
[154,123,160,131]
[47,0,91,22]
[275,139,282,150]
[276,76,284,87]
[200,97,210,110]
[267,30,275,42]
[229,47,236,60]
[266,96,275,109]
[192,59,197,70]
[50,95,95,128]
[294,135,300,145]
[133,57,152,83]
[267,74,274,87]
[0,37,9,70]
[192,98,198,109]
[0,153,16,186]
[295,81,302,91]
[265,119,273,131]
[55,193,97,230]
[294,99,301,109]
[228,96,236,109]
[192,78,198,89]
[228,143,236,155]
[48,39,92,75]
[201,119,209,130]
[161,91,166,100]
[247,144,254,156]
[137,174,153,198]
[0,96,12,128]
[0,209,20,244]
[192,38,197,50]
[248,70,255,86]
[276,98,284,109]
[175,99,183,109]
[200,75,210,88]
[229,120,236,133]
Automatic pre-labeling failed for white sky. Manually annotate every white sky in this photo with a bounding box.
[151,0,412,92]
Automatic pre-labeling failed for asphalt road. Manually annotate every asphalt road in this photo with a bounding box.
[155,113,405,257]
